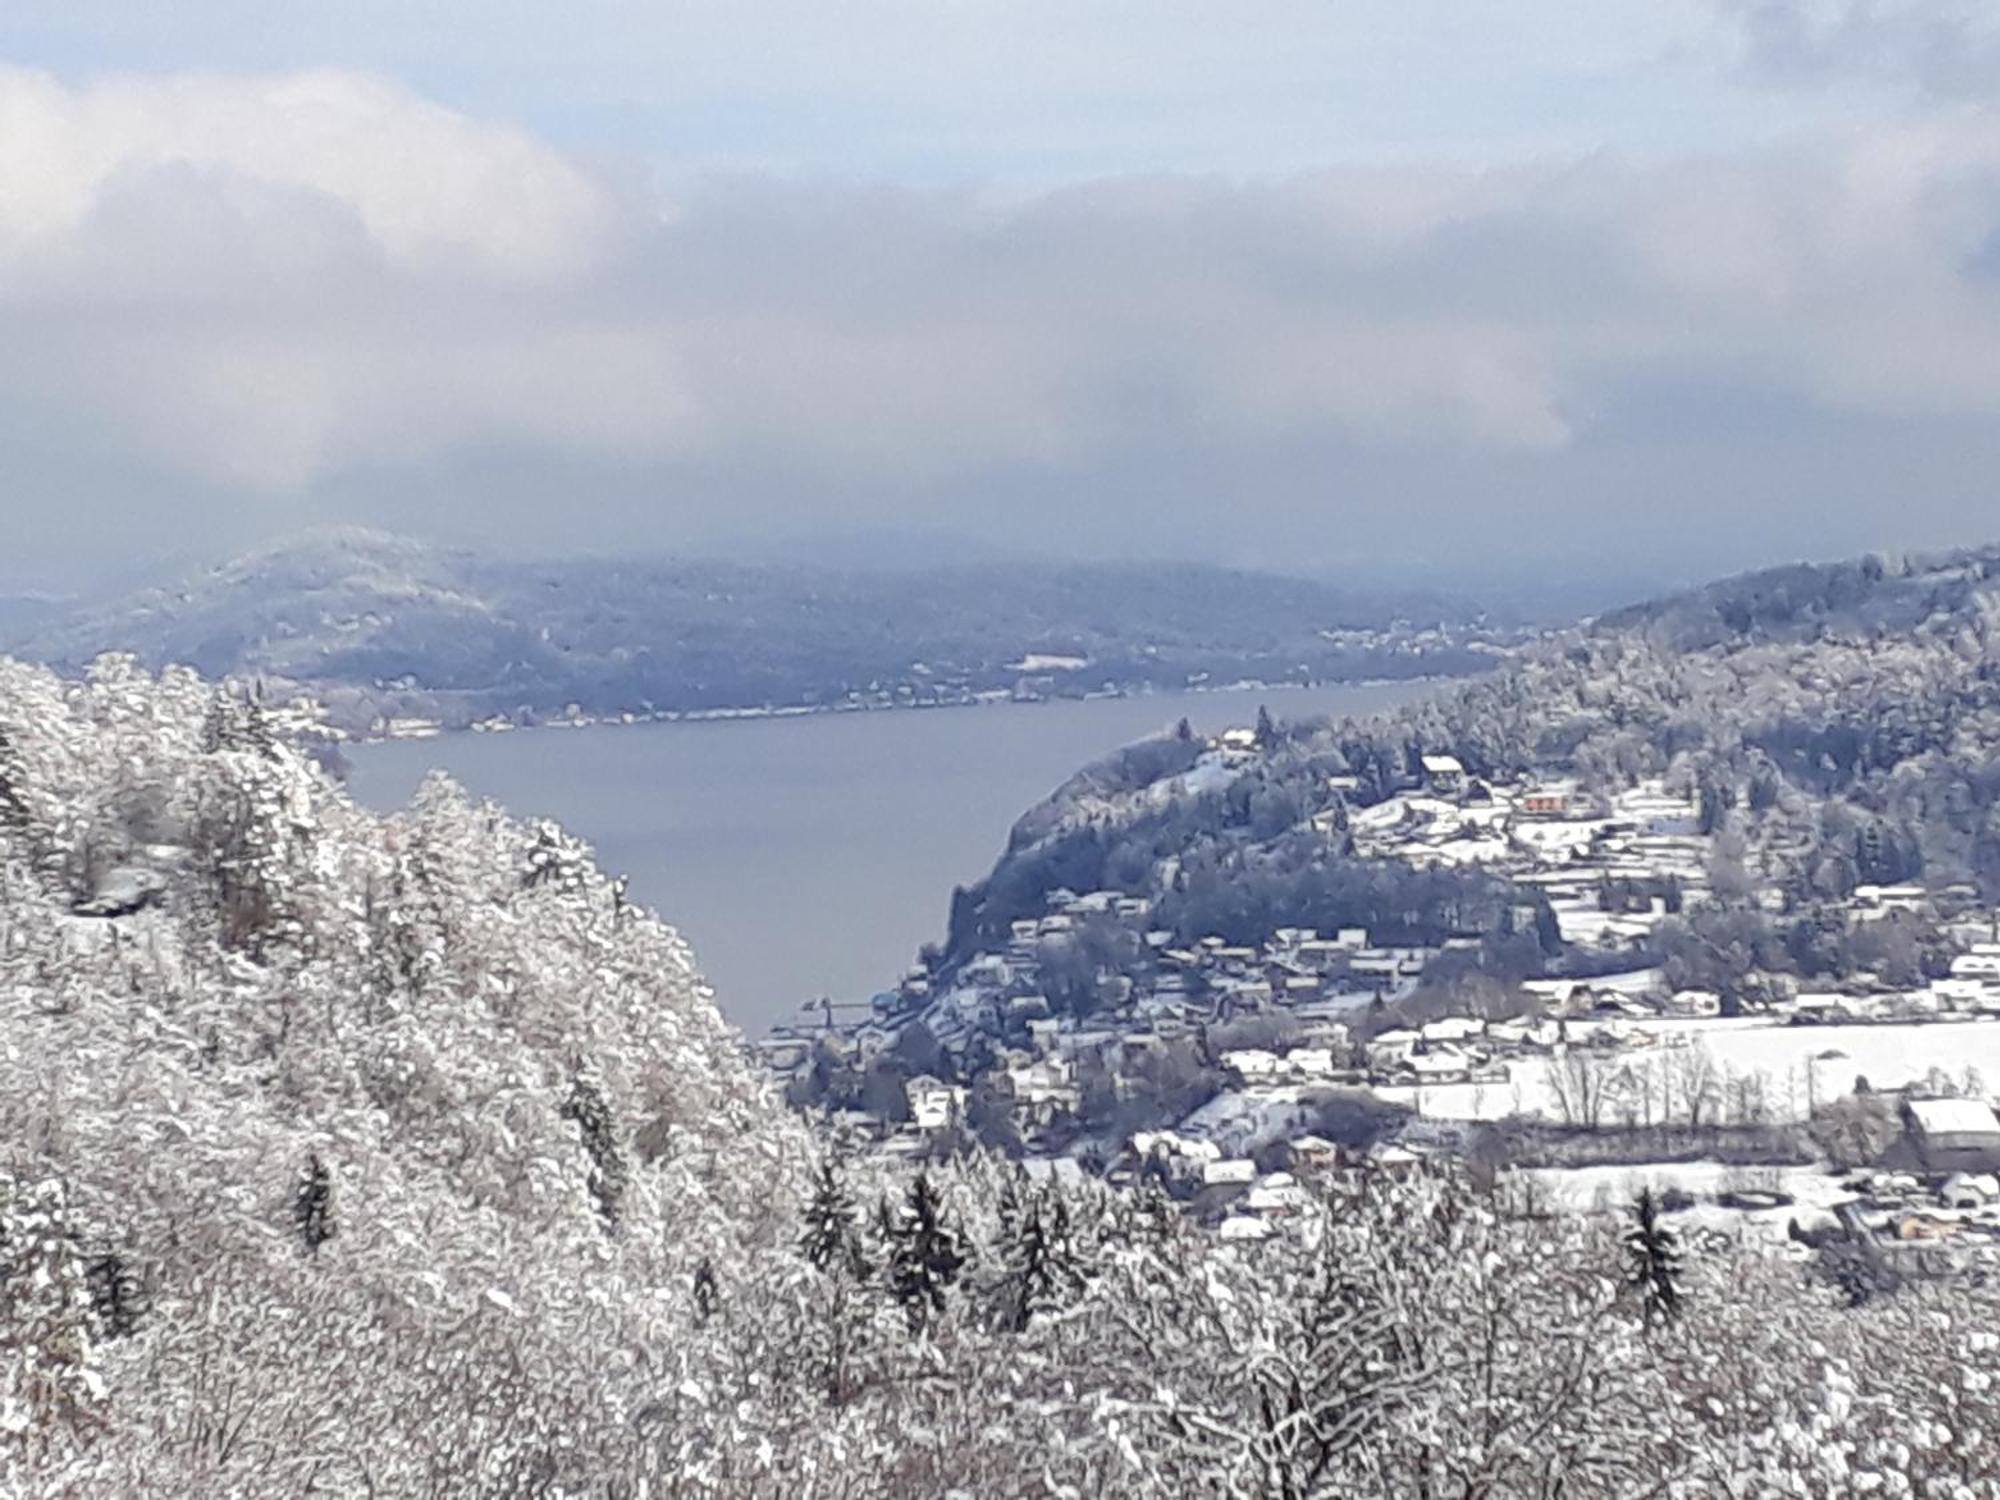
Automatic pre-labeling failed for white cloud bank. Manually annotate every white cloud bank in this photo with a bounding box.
[7,61,2000,579]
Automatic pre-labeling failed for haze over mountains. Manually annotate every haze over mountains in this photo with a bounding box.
[3,529,1513,735]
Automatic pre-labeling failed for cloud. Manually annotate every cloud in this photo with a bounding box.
[1717,0,2000,99]
[10,62,2000,586]
[0,66,613,276]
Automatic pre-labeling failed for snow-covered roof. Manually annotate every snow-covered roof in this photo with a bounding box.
[1421,754,1465,774]
[1218,1215,1273,1241]
[1909,1098,2000,1138]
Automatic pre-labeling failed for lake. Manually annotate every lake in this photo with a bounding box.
[345,682,1433,1034]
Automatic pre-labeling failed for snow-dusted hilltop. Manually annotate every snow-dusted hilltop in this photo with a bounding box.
[3,528,1508,735]
[0,653,803,1491]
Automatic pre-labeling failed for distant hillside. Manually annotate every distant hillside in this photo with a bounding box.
[5,529,1512,735]
[1595,543,2000,649]
[923,539,2000,993]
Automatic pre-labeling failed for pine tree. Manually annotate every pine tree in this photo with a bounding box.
[293,1153,336,1256]
[998,1185,1084,1334]
[83,1251,145,1340]
[800,1159,878,1406]
[560,1070,627,1231]
[800,1157,865,1277]
[692,1259,718,1326]
[1624,1188,1682,1326]
[887,1172,964,1336]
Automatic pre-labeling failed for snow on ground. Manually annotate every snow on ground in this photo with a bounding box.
[1172,752,1240,799]
[1381,1018,2000,1125]
[1520,1161,1854,1246]
[1523,1161,1850,1214]
[1180,1086,1312,1155]
[1509,819,1603,857]
[1695,1018,2000,1109]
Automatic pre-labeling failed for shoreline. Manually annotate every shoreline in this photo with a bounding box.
[355,669,1479,746]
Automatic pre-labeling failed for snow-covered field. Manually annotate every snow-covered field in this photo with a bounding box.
[1520,1161,1853,1245]
[1381,1018,2000,1124]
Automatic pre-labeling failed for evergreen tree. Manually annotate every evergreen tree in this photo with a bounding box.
[800,1159,879,1406]
[692,1258,718,1326]
[997,1185,1084,1334]
[293,1153,336,1256]
[83,1251,145,1341]
[887,1172,965,1336]
[1623,1189,1683,1326]
[800,1157,866,1277]
[560,1071,627,1232]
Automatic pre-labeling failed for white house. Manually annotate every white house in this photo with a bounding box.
[1218,1215,1274,1242]
[1222,1049,1283,1082]
[1421,754,1466,794]
[1366,1028,1423,1068]
[906,1076,964,1132]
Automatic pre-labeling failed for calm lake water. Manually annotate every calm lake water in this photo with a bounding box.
[345,682,1433,1034]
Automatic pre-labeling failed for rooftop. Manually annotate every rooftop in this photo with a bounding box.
[1909,1097,2000,1138]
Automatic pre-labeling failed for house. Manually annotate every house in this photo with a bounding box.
[1852,884,1929,917]
[1203,1158,1257,1187]
[1222,1049,1282,1083]
[1401,1045,1473,1085]
[906,1076,964,1132]
[1951,951,2000,981]
[1420,1016,1485,1045]
[1518,782,1577,818]
[1420,754,1466,795]
[1288,1135,1342,1171]
[1246,1172,1312,1217]
[1218,1215,1275,1242]
[1366,1028,1422,1068]
[1939,1172,2000,1210]
[1008,1057,1074,1106]
[1905,1097,2000,1174]
[1287,1047,1338,1079]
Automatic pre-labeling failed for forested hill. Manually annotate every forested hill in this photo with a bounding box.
[936,542,2000,980]
[5,529,1506,735]
[0,653,806,1490]
[1595,543,2000,650]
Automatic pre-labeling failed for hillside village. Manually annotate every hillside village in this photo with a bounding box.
[770,728,2000,1263]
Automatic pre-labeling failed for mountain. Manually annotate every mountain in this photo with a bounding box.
[4,528,1515,734]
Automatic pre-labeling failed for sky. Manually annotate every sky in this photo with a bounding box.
[3,1,2000,601]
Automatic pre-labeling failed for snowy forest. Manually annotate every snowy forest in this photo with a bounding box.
[941,546,2000,1006]
[0,651,1998,1495]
